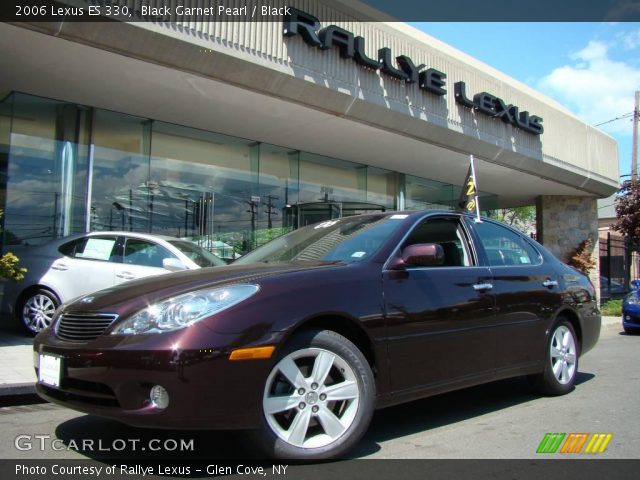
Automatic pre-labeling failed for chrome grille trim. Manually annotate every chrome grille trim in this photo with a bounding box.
[55,313,119,342]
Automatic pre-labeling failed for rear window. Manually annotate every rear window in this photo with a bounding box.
[58,236,119,262]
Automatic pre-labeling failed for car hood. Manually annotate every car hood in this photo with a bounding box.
[624,290,640,304]
[63,261,344,316]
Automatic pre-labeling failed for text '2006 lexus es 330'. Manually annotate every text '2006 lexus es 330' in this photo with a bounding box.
[34,211,600,460]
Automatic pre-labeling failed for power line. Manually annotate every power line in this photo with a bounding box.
[594,112,634,127]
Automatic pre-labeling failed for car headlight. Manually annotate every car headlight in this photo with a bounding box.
[110,284,259,335]
[625,294,640,306]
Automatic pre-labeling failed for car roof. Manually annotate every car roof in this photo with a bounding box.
[21,231,190,254]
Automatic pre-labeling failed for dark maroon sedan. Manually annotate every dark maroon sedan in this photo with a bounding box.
[34,211,600,460]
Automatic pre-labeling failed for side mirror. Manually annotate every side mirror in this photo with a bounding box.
[163,258,188,272]
[631,279,640,290]
[390,243,445,269]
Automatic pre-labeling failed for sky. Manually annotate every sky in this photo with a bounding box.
[409,22,640,181]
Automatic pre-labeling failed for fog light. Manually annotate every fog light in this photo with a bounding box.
[150,385,169,409]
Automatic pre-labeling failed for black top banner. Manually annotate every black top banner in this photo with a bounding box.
[1,0,639,22]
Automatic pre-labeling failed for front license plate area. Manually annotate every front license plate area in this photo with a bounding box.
[38,354,62,388]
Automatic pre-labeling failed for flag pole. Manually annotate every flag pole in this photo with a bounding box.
[469,155,482,223]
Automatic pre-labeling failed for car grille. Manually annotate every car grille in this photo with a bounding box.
[55,313,119,342]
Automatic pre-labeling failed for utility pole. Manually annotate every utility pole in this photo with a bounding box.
[633,90,639,181]
[264,195,278,229]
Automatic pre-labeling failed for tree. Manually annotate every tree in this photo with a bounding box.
[567,238,597,274]
[0,210,26,281]
[613,179,640,245]
[613,179,640,287]
[488,206,536,235]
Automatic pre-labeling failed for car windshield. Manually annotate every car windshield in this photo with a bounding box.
[235,214,405,265]
[167,240,226,267]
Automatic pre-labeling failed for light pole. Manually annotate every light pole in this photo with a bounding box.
[632,90,639,181]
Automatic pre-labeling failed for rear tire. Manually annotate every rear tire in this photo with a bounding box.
[530,318,578,396]
[252,329,375,460]
[18,288,60,336]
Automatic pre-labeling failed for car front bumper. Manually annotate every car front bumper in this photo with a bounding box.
[622,303,640,329]
[33,326,282,430]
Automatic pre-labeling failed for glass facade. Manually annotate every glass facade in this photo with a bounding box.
[0,93,495,258]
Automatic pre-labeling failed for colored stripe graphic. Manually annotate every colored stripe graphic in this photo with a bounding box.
[536,433,565,453]
[560,433,589,453]
[584,433,613,454]
[537,433,613,454]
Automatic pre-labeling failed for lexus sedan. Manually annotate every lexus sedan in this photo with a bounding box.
[34,211,601,460]
[622,280,640,333]
[3,232,225,334]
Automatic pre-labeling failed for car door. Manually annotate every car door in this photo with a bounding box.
[383,214,496,393]
[466,219,561,373]
[114,237,178,284]
[44,235,119,301]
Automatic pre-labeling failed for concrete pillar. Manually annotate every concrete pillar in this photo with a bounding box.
[536,195,600,297]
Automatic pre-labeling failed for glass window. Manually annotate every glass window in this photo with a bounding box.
[123,238,176,268]
[474,221,541,266]
[367,167,395,210]
[90,110,150,233]
[404,217,472,267]
[257,144,298,244]
[59,235,119,262]
[3,94,90,245]
[236,214,403,264]
[167,240,225,267]
[149,122,257,255]
[299,152,367,206]
[405,176,454,211]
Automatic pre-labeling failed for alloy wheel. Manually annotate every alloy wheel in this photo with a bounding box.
[549,324,577,385]
[262,347,360,449]
[22,293,57,333]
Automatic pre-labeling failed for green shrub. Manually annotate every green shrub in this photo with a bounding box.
[600,299,622,317]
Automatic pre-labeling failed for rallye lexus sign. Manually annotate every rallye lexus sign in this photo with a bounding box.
[283,9,544,135]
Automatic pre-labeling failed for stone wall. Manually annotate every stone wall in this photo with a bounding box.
[536,195,600,299]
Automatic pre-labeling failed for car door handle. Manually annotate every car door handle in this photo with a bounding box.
[116,272,136,280]
[51,263,69,271]
[543,279,558,288]
[473,283,493,291]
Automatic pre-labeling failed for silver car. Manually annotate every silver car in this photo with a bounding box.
[1,232,225,334]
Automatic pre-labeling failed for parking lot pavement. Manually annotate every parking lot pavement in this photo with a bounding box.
[0,316,624,401]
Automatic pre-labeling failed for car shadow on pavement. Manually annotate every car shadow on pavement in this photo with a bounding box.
[349,373,595,458]
[55,416,258,461]
[0,324,34,346]
[618,331,640,336]
[53,372,596,463]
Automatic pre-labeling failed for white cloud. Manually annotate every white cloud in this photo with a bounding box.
[617,29,640,50]
[539,40,640,136]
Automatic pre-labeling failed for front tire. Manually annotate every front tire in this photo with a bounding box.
[253,329,375,460]
[18,288,60,335]
[530,318,579,396]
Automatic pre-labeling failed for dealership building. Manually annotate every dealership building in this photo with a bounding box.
[0,1,619,284]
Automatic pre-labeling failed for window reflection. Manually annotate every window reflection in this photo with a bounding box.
[3,95,89,245]
[0,93,500,259]
[90,110,150,233]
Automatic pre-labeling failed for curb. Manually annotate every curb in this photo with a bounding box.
[0,382,41,406]
[601,316,621,327]
[0,382,35,396]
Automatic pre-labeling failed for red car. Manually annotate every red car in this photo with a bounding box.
[34,211,600,460]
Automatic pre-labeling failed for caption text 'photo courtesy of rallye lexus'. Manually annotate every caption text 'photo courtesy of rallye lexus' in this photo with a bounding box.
[34,210,600,460]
